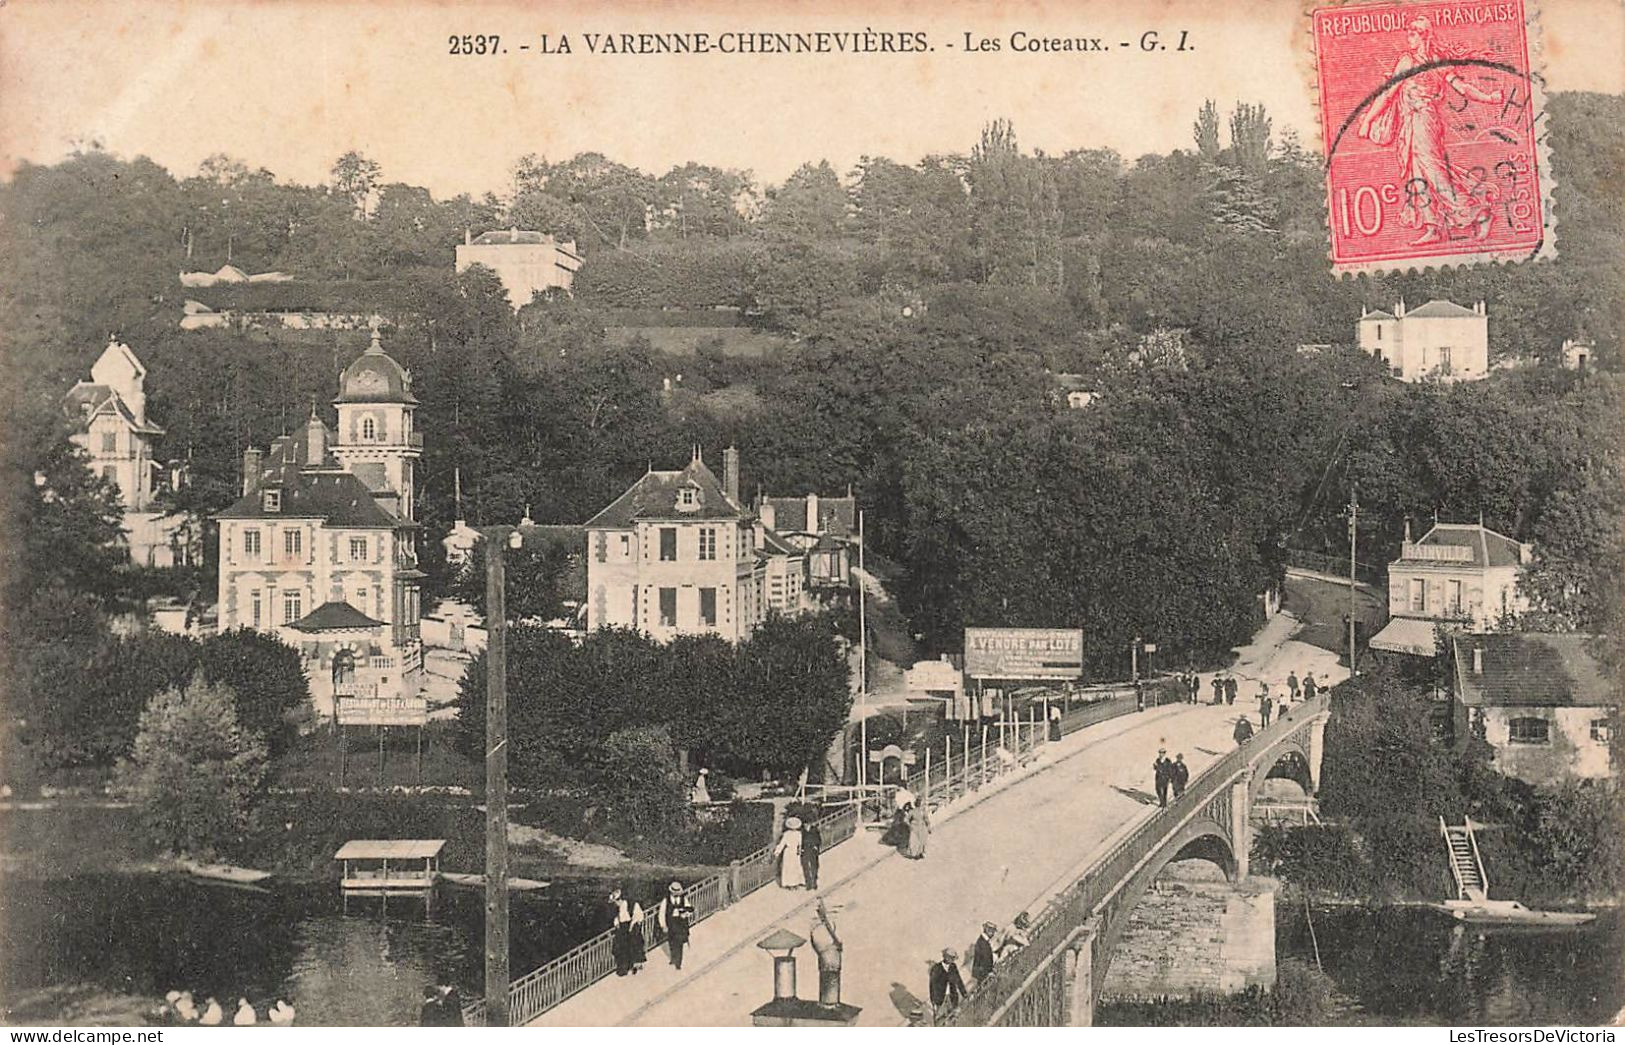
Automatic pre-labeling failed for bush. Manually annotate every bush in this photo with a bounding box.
[115,674,268,858]
[591,725,694,840]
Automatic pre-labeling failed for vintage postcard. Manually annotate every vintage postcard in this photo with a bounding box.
[1,0,1621,1032]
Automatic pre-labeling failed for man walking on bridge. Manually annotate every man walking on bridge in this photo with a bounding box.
[1171,754,1189,799]
[1258,687,1274,728]
[1224,673,1238,705]
[929,948,967,1022]
[1153,748,1173,806]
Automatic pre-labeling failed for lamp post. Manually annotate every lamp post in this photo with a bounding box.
[482,526,523,1026]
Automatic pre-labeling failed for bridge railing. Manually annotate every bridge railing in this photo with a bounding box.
[468,691,1145,1026]
[944,696,1329,1026]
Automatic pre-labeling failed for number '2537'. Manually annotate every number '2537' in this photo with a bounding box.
[449,35,500,55]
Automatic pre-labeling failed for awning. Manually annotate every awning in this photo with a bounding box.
[1369,617,1442,657]
[334,839,445,861]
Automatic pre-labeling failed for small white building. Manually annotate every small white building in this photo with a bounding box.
[1369,520,1531,656]
[1358,299,1489,383]
[455,228,583,309]
[1561,336,1595,371]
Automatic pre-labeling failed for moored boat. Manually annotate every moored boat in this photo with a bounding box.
[179,860,273,884]
[441,871,549,891]
[1437,899,1596,927]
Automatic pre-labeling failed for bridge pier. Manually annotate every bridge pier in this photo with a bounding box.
[1230,779,1250,879]
[1062,919,1100,1026]
[1307,712,1327,793]
[1099,870,1279,1006]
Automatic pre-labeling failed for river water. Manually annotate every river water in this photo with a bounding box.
[4,873,1620,1026]
[0,871,659,1026]
[1275,904,1625,1026]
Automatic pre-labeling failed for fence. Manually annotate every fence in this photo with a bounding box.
[465,691,1144,1026]
[1287,548,1385,587]
[944,696,1328,1026]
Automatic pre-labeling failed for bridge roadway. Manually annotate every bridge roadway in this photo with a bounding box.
[535,613,1342,1027]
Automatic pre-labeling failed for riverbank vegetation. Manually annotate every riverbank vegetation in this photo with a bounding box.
[1255,664,1625,905]
[1096,959,1334,1026]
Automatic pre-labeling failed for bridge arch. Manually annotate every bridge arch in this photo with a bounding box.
[1257,748,1315,797]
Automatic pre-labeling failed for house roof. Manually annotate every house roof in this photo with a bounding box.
[216,426,401,528]
[1360,310,1396,322]
[334,839,445,861]
[761,494,857,536]
[586,457,746,528]
[1452,633,1616,708]
[1405,299,1480,319]
[758,525,801,558]
[287,600,386,633]
[63,383,165,435]
[335,329,417,405]
[1396,523,1526,569]
[1369,616,1443,656]
[469,229,575,252]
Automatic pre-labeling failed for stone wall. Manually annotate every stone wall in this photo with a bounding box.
[1099,866,1278,1002]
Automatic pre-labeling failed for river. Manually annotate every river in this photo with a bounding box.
[0,871,662,1026]
[4,874,1620,1026]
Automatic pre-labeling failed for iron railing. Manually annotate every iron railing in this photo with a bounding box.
[465,692,1146,1026]
[945,696,1329,1026]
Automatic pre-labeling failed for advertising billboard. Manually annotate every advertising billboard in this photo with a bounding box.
[337,694,430,727]
[964,628,1084,680]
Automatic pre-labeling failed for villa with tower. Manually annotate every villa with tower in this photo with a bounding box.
[214,328,424,714]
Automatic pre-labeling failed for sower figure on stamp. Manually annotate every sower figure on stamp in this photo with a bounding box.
[1358,15,1506,244]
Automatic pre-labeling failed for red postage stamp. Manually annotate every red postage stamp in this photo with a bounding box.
[1312,0,1553,274]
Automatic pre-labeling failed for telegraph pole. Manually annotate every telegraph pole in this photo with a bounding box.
[856,511,868,819]
[1347,487,1359,674]
[484,533,510,1027]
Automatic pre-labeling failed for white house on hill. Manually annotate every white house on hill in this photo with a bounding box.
[1358,299,1489,383]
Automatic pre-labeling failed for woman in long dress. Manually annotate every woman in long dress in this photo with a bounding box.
[774,816,806,888]
[609,886,646,975]
[903,801,931,859]
[1357,15,1506,244]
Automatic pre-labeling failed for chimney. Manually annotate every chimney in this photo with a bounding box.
[465,228,473,246]
[806,492,820,535]
[510,226,519,242]
[761,501,776,531]
[1396,299,1406,318]
[242,447,264,496]
[724,446,740,505]
[1404,517,1412,544]
[1472,646,1484,674]
[305,410,326,464]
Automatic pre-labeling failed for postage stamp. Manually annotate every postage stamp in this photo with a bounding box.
[1312,0,1553,274]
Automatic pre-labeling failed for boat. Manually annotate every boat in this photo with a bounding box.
[440,872,550,891]
[1435,899,1596,927]
[179,860,273,885]
[1435,818,1594,928]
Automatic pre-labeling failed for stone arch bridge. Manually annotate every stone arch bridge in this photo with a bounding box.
[946,695,1330,1027]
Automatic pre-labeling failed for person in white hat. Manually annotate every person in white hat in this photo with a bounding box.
[658,880,694,969]
[773,817,806,889]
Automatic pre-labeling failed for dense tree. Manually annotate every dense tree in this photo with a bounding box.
[116,674,268,857]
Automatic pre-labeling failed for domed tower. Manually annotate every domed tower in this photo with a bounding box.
[331,326,420,521]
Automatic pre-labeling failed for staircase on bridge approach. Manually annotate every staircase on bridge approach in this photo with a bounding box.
[1440,817,1489,901]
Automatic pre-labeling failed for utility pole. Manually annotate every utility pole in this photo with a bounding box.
[856,511,868,819]
[1347,486,1359,675]
[483,532,510,1027]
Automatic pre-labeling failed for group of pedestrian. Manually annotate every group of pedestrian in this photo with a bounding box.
[1151,747,1189,806]
[772,814,824,888]
[880,789,931,860]
[1179,670,1202,704]
[156,992,294,1027]
[1211,672,1239,705]
[926,914,1031,1023]
[606,878,702,979]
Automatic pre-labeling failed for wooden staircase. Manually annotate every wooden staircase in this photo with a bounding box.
[1440,817,1489,901]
